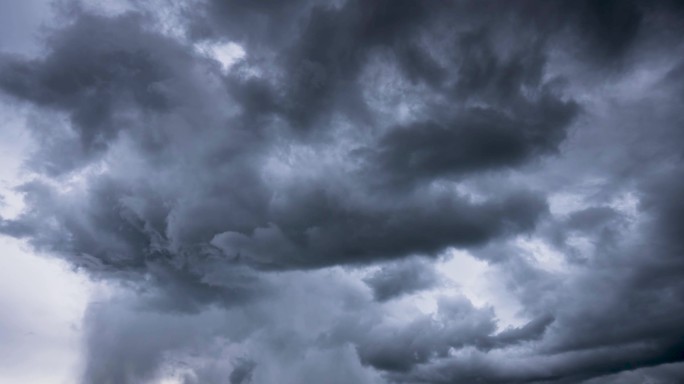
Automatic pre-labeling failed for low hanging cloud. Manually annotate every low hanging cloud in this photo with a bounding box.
[1,0,684,383]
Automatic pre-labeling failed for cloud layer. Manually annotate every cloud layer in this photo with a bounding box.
[1,0,684,383]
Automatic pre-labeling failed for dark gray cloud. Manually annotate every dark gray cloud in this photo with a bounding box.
[352,297,554,373]
[1,0,684,383]
[372,100,575,186]
[0,13,180,173]
[213,188,546,268]
[364,257,438,302]
[229,358,256,384]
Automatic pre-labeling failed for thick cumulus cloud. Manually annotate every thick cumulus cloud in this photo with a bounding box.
[2,0,684,383]
[0,3,562,274]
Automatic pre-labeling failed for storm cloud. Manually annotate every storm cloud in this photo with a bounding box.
[1,0,684,383]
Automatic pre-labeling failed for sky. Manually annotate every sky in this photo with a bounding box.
[1,1,684,383]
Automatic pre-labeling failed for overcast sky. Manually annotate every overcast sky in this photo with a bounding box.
[1,1,684,383]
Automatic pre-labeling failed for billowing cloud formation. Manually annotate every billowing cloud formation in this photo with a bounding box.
[0,8,556,272]
[1,0,684,383]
